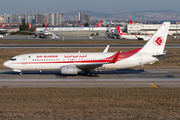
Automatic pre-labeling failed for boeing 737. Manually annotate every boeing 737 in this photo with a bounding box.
[35,20,59,39]
[3,22,170,76]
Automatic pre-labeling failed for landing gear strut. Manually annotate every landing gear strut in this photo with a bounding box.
[19,72,22,76]
[85,70,91,76]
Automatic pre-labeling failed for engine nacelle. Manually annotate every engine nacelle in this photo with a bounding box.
[61,66,78,75]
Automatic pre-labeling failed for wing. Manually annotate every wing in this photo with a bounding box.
[76,51,120,71]
[48,32,59,39]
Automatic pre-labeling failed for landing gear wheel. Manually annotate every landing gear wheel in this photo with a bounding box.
[19,72,22,76]
[85,71,91,76]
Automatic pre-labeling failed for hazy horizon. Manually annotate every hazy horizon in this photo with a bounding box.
[1,0,180,15]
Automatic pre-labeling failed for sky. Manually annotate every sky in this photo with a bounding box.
[1,0,180,15]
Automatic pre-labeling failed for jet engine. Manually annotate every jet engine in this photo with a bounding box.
[61,66,79,75]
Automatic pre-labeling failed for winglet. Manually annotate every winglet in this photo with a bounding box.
[110,51,120,63]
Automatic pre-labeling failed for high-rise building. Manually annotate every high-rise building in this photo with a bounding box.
[12,14,18,23]
[3,14,7,23]
[25,14,28,23]
[27,14,35,23]
[44,14,49,24]
[36,14,44,24]
[58,14,62,26]
[1,13,62,25]
[80,11,84,22]
[0,15,4,23]
[78,11,84,22]
[78,12,81,21]
[84,14,90,24]
[49,13,55,25]
[55,13,59,26]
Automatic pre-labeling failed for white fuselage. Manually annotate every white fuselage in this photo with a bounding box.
[3,51,159,71]
[43,29,49,36]
[0,34,3,38]
[120,35,137,40]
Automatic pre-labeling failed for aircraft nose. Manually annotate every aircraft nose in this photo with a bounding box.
[3,61,10,68]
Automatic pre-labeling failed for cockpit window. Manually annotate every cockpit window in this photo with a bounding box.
[10,58,17,61]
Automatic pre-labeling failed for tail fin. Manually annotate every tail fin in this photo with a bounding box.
[116,26,128,35]
[1,23,5,28]
[96,20,103,27]
[29,23,32,29]
[78,20,82,26]
[45,19,47,29]
[129,20,132,24]
[139,22,170,54]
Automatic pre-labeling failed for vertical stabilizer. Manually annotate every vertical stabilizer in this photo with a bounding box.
[116,26,128,35]
[96,20,103,27]
[140,22,170,54]
[78,20,82,26]
[45,19,47,29]
[1,23,5,28]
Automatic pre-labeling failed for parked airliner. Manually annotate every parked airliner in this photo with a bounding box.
[115,26,152,41]
[78,20,103,27]
[0,23,7,32]
[0,34,3,39]
[37,20,59,39]
[3,22,170,76]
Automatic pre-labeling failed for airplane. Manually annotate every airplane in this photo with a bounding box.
[114,26,152,41]
[0,34,3,39]
[0,23,5,28]
[78,20,82,26]
[34,19,59,39]
[3,22,170,76]
[78,20,103,27]
[0,23,7,31]
[95,20,103,27]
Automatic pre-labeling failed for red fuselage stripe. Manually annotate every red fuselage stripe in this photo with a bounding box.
[11,48,142,65]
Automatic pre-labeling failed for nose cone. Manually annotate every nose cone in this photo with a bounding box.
[3,61,10,68]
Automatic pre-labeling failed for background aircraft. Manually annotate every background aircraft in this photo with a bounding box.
[114,26,152,41]
[4,22,170,76]
[78,20,103,27]
[0,34,3,38]
[34,20,59,39]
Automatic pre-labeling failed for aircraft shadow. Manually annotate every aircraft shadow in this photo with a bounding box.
[1,69,145,77]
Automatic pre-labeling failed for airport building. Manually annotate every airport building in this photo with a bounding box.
[36,27,107,36]
[127,24,180,35]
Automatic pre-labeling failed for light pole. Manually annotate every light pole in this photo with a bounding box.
[176,14,177,39]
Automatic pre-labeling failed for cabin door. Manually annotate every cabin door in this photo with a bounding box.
[22,56,27,64]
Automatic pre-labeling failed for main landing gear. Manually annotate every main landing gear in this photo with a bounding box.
[19,72,22,76]
[85,70,91,76]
